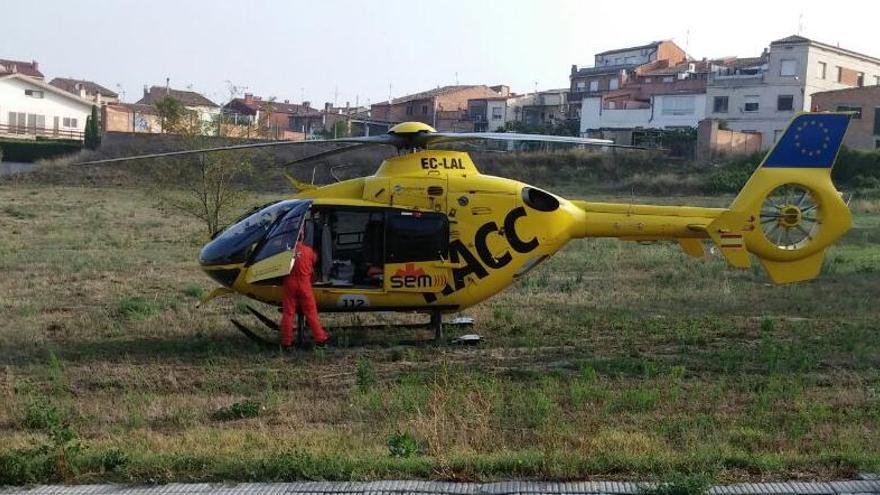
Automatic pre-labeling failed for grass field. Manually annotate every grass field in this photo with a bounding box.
[1,184,879,487]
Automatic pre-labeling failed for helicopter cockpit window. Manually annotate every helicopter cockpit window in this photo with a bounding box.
[199,200,304,266]
[386,211,449,263]
[249,200,312,265]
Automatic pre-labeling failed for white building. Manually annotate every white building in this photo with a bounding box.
[0,73,95,140]
[136,85,220,125]
[706,35,880,149]
[580,92,707,135]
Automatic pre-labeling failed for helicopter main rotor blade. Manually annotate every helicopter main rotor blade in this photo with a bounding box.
[423,132,659,150]
[73,135,398,166]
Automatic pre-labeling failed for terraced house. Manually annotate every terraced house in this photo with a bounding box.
[706,35,880,149]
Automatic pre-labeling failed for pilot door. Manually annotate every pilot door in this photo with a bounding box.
[244,200,313,284]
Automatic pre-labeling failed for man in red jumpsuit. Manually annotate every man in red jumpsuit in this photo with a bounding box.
[280,233,329,348]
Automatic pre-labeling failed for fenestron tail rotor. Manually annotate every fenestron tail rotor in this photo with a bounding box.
[759,184,821,251]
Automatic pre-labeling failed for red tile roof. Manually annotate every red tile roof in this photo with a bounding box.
[137,86,218,108]
[50,77,118,98]
[0,59,44,78]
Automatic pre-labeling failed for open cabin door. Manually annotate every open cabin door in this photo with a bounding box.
[245,200,313,284]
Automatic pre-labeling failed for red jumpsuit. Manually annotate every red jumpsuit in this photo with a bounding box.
[280,243,328,347]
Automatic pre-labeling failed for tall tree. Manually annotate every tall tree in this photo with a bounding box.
[84,105,101,150]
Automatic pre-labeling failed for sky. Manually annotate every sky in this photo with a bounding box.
[3,0,879,107]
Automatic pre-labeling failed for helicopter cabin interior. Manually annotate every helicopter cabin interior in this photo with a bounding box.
[306,206,448,289]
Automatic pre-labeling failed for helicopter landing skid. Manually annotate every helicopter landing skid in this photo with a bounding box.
[232,305,474,348]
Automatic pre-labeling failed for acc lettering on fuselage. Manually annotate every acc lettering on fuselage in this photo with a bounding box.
[420,157,465,170]
[423,206,538,303]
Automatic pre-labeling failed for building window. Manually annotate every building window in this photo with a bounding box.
[873,108,880,135]
[609,78,619,90]
[780,59,798,77]
[818,62,827,79]
[777,95,794,112]
[24,89,44,98]
[857,72,865,87]
[589,80,599,92]
[876,75,880,86]
[744,96,759,113]
[62,117,79,127]
[406,105,413,116]
[644,77,652,83]
[662,76,674,83]
[837,66,844,83]
[662,95,695,115]
[774,130,784,142]
[713,96,729,113]
[491,107,503,120]
[576,81,586,90]
[421,104,428,114]
[837,105,862,119]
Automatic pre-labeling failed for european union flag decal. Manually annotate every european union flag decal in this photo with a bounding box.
[764,113,851,168]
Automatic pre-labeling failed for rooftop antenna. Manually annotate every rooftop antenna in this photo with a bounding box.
[798,13,805,35]
[333,85,339,107]
[455,72,459,85]
[685,28,691,57]
[115,83,126,102]
[388,83,392,103]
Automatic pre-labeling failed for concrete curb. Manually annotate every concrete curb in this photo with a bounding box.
[3,479,880,495]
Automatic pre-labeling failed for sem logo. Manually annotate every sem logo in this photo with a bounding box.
[390,263,447,289]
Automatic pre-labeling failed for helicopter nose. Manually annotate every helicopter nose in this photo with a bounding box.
[201,265,242,288]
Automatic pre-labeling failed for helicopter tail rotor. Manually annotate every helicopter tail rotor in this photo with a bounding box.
[722,112,853,283]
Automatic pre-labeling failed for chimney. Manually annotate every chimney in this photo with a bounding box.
[143,85,149,98]
[78,84,86,98]
[32,60,38,71]
[244,93,253,103]
[571,64,577,76]
[303,101,310,109]
[324,102,333,111]
[165,77,170,95]
[284,99,289,104]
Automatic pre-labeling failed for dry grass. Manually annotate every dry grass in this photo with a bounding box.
[0,185,878,485]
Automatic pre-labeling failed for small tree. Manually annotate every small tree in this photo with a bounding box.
[155,96,201,135]
[84,105,101,150]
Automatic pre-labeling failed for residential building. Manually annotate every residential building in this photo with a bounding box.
[580,58,738,138]
[221,94,316,139]
[466,95,512,132]
[370,85,505,131]
[581,92,708,137]
[511,89,569,127]
[812,86,880,149]
[0,59,44,80]
[568,40,688,118]
[0,73,94,140]
[49,77,119,105]
[706,35,880,149]
[103,103,161,133]
[136,84,220,124]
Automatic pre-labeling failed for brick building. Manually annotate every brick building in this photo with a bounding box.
[569,40,688,118]
[370,85,505,131]
[812,86,880,149]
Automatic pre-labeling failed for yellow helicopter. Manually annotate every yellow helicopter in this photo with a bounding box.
[81,112,852,345]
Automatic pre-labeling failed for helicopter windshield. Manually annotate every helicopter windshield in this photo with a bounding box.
[199,200,308,266]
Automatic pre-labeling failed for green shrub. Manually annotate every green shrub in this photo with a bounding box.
[387,431,422,458]
[355,357,377,391]
[117,296,156,320]
[706,153,761,193]
[98,448,129,472]
[212,399,262,421]
[0,139,81,162]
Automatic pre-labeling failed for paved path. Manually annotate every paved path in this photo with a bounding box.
[3,479,880,495]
